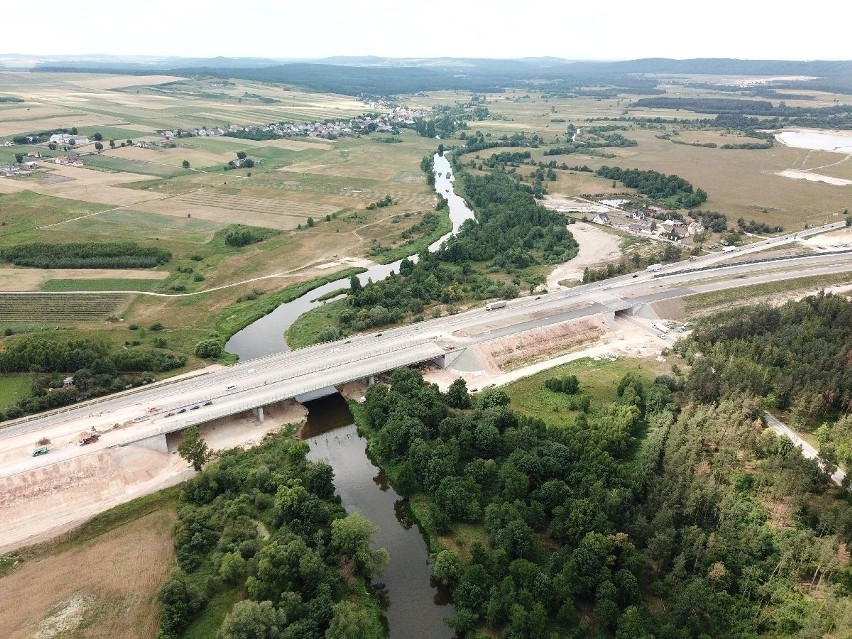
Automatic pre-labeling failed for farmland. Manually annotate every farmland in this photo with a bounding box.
[1,68,850,374]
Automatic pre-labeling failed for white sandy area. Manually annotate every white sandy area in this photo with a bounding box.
[424,314,671,392]
[0,399,307,553]
[800,227,852,250]
[547,221,623,289]
[316,256,375,270]
[775,169,852,186]
[544,194,612,214]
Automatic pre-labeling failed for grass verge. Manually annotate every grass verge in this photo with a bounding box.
[0,374,30,410]
[683,272,852,312]
[285,298,349,349]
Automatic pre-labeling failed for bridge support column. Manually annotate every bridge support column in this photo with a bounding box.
[133,433,169,453]
[366,375,375,385]
[254,406,265,422]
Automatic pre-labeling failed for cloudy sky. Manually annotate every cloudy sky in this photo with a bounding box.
[3,0,849,61]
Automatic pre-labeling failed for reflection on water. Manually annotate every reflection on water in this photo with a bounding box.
[303,396,455,639]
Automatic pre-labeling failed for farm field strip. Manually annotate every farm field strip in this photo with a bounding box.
[172,192,340,217]
[0,292,131,322]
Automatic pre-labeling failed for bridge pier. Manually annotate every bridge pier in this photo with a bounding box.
[133,433,169,453]
[253,406,265,422]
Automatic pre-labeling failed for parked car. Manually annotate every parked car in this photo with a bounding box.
[32,446,49,457]
[190,405,200,410]
[177,408,187,414]
[203,400,213,406]
[166,411,175,417]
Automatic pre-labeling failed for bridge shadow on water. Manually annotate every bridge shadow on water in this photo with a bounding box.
[302,393,456,639]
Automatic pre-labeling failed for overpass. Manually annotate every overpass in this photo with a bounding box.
[1,247,850,477]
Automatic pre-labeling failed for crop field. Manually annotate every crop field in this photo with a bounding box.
[54,209,224,246]
[82,154,189,178]
[0,292,132,322]
[173,191,340,219]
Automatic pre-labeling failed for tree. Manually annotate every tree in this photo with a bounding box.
[182,160,190,169]
[433,549,463,586]
[109,139,116,148]
[236,151,247,160]
[220,600,286,639]
[14,153,23,163]
[177,426,210,471]
[94,142,103,151]
[92,132,103,141]
[325,601,374,639]
[446,378,471,409]
[330,513,388,578]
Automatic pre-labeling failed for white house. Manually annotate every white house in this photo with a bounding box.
[592,212,610,225]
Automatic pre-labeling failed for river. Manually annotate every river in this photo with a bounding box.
[225,157,467,637]
[302,395,456,639]
[224,153,474,360]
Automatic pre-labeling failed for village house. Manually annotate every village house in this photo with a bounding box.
[592,212,610,225]
[56,155,83,167]
[630,208,646,221]
[27,150,40,158]
[687,221,704,236]
[0,139,12,147]
[49,133,89,146]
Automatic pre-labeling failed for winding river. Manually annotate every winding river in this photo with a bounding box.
[224,153,474,360]
[224,154,469,637]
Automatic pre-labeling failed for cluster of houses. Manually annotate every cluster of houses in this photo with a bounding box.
[159,106,424,143]
[591,203,704,243]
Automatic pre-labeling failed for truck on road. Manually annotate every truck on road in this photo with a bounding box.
[646,263,663,272]
[485,300,507,311]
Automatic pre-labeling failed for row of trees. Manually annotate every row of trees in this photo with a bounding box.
[0,333,187,419]
[158,432,386,639]
[0,242,171,269]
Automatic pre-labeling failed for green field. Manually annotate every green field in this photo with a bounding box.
[40,278,163,292]
[81,154,190,178]
[57,209,224,246]
[0,192,111,244]
[0,375,30,410]
[502,356,664,424]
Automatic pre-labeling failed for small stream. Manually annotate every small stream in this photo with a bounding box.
[224,153,473,360]
[302,395,455,639]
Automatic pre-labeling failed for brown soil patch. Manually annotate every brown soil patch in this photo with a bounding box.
[0,268,168,292]
[482,315,609,371]
[13,166,168,207]
[0,509,176,639]
[132,196,307,230]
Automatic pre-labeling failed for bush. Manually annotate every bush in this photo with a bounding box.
[194,339,223,359]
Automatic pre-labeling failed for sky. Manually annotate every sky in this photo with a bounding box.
[2,0,850,62]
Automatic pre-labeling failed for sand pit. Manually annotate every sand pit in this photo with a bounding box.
[547,221,624,289]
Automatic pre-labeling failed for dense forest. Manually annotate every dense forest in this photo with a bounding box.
[337,169,578,332]
[356,347,852,637]
[0,242,172,269]
[157,432,386,639]
[678,292,852,432]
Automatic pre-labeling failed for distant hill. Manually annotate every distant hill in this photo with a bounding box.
[17,55,852,97]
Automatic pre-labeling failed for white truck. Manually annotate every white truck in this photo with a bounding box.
[485,300,507,311]
[646,263,663,272]
[652,322,670,334]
